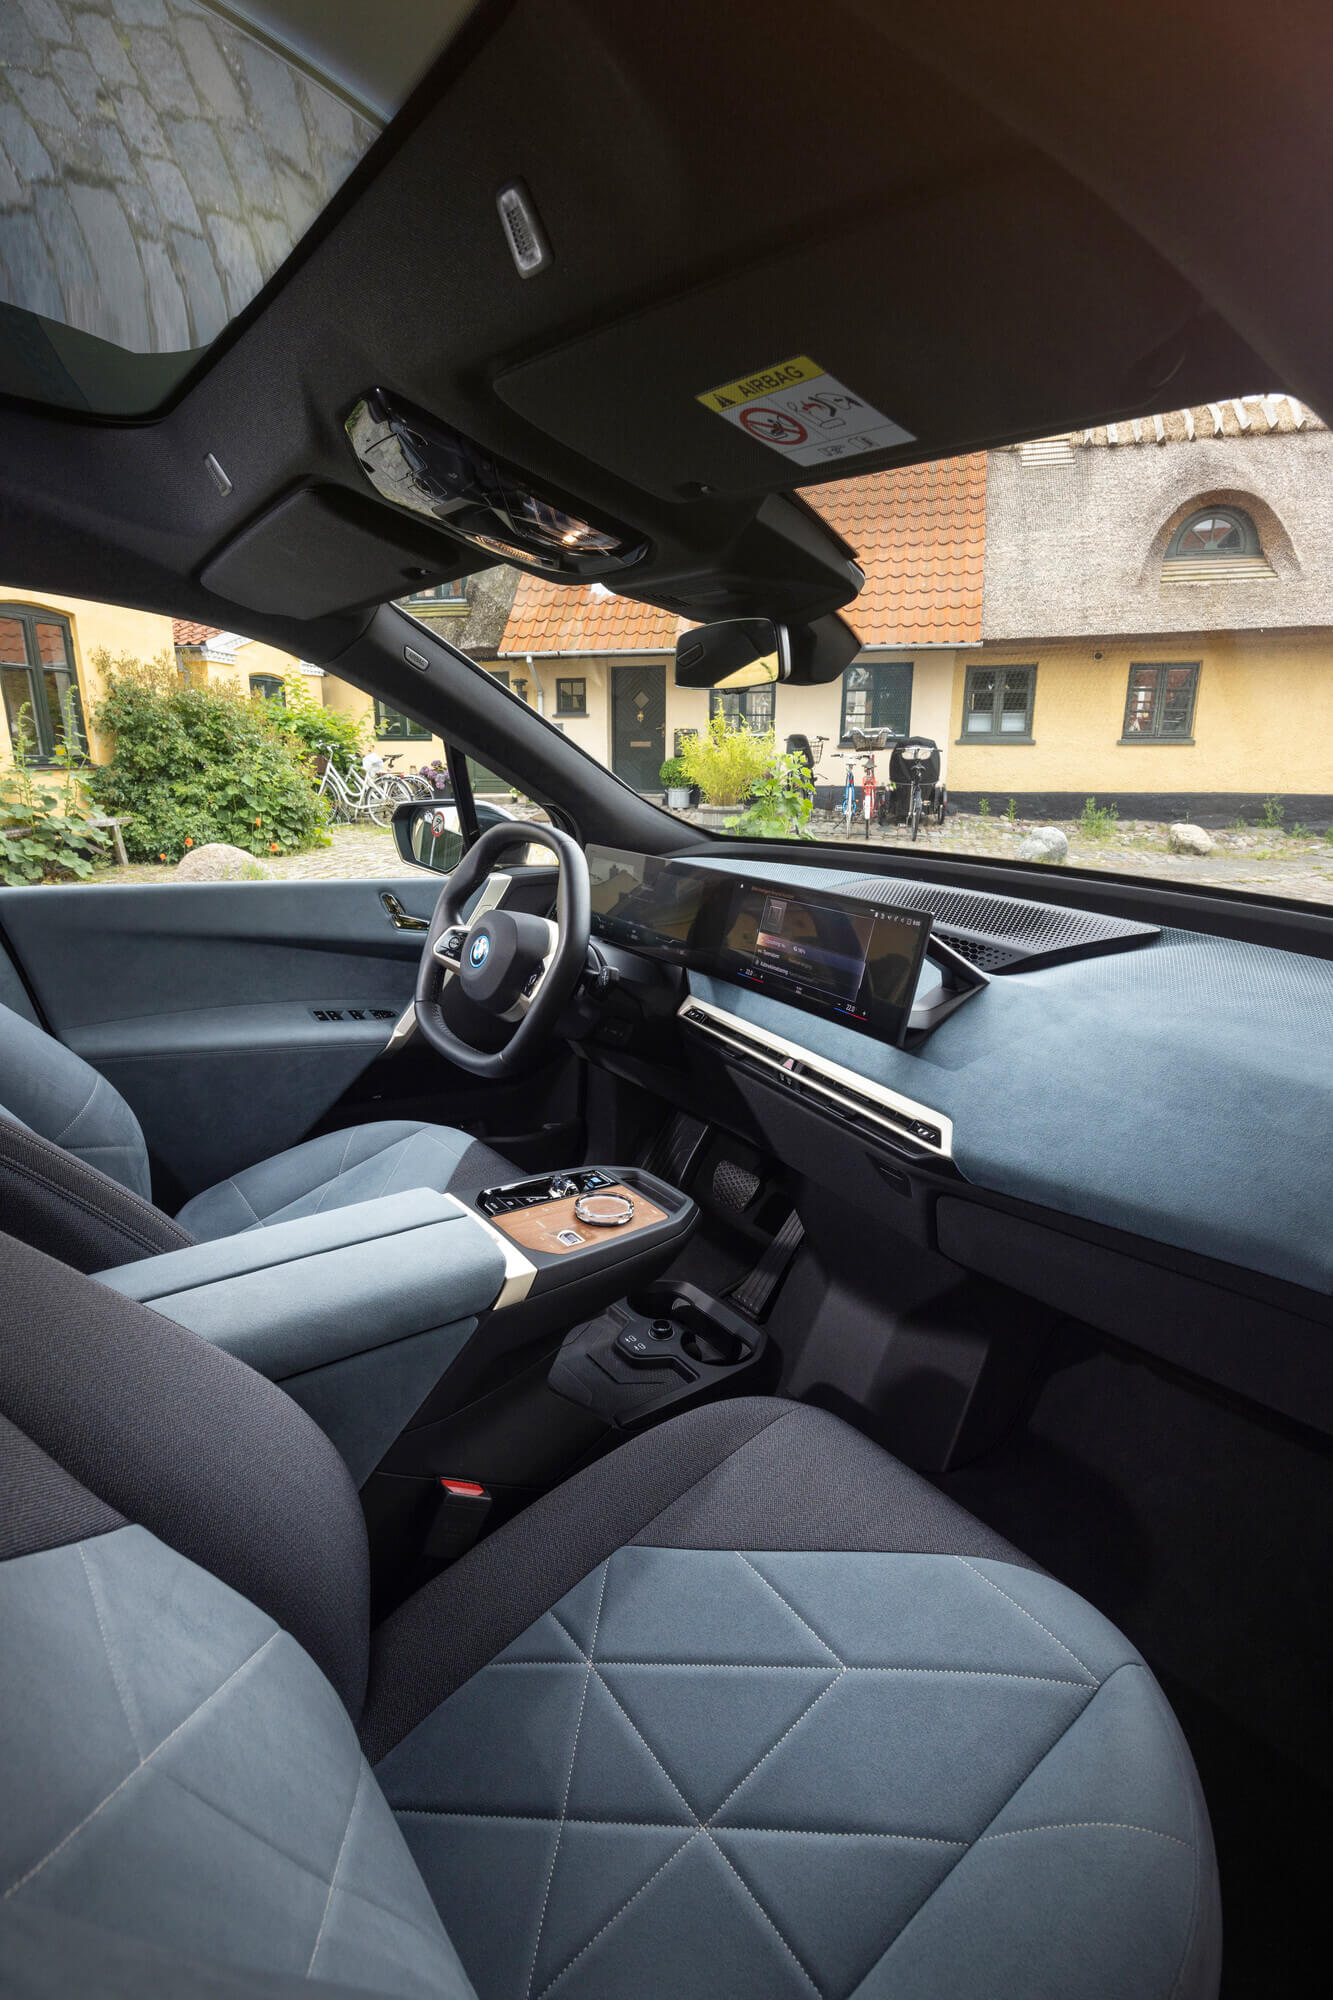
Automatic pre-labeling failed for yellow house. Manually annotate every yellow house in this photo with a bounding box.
[0,589,177,769]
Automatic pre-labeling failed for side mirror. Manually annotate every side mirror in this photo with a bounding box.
[674,612,858,689]
[392,799,466,874]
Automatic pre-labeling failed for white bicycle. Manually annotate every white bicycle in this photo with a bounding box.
[314,748,416,827]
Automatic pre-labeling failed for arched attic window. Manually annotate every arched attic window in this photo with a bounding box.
[1163,506,1275,583]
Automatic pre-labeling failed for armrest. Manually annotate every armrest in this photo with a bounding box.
[97,1189,506,1377]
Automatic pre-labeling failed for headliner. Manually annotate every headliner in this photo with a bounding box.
[0,0,1325,657]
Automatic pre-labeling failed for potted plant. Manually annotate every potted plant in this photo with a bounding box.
[659,755,693,810]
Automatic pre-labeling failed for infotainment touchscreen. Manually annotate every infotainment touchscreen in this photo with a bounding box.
[712,879,931,1045]
[587,847,934,1045]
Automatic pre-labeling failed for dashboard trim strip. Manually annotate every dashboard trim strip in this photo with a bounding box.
[677,995,954,1160]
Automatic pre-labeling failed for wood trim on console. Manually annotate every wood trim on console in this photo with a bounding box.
[490,1184,668,1255]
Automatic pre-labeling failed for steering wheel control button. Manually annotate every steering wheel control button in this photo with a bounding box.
[573,1191,635,1227]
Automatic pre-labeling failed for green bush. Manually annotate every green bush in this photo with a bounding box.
[677,716,779,806]
[89,652,329,863]
[659,755,691,789]
[265,673,368,776]
[727,753,815,839]
[0,714,108,885]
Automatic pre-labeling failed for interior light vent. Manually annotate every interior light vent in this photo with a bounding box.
[497,181,551,278]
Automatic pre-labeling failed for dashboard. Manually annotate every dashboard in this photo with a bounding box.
[588,845,976,1045]
[584,846,1333,1306]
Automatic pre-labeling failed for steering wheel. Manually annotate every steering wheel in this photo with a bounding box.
[414,821,591,1077]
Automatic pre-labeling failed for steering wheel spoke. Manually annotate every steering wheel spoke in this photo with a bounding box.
[413,825,590,1077]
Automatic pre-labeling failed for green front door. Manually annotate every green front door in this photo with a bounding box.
[612,664,667,791]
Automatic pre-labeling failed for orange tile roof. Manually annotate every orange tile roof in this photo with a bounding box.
[172,619,223,646]
[499,572,678,656]
[498,457,986,655]
[801,456,987,646]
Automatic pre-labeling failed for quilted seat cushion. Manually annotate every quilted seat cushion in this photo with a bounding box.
[376,1545,1217,2000]
[176,1121,489,1241]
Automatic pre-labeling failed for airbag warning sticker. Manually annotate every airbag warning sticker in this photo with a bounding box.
[697,355,914,467]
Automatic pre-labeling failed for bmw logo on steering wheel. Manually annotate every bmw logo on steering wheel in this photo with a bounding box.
[468,933,491,967]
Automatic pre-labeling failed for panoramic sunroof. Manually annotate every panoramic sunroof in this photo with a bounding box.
[0,0,472,416]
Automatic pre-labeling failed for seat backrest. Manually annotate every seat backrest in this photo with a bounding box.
[0,1231,474,1996]
[0,1002,192,1270]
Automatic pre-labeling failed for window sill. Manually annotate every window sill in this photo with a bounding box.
[954,735,1035,746]
[1116,736,1196,747]
[556,710,588,720]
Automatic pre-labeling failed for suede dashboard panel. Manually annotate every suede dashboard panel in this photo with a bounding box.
[688,860,1333,1292]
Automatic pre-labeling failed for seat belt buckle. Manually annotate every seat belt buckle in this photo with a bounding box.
[423,1478,492,1561]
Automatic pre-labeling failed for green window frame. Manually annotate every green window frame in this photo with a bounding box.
[373,700,430,741]
[1166,509,1259,560]
[0,606,86,763]
[249,674,285,702]
[556,676,587,716]
[1121,661,1199,742]
[839,660,912,743]
[959,664,1037,742]
[710,684,774,731]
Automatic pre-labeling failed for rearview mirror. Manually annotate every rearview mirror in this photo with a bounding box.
[674,612,858,689]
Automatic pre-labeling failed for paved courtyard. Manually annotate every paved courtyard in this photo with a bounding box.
[89,812,1333,907]
[0,0,373,357]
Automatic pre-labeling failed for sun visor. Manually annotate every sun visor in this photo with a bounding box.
[494,161,1218,501]
[199,485,474,618]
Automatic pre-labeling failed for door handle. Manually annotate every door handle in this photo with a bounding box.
[380,892,429,931]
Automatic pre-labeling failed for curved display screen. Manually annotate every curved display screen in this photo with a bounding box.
[587,847,932,1046]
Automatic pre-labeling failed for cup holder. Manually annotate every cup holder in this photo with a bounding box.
[625,1286,752,1368]
[550,1279,766,1429]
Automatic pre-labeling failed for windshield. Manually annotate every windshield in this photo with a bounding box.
[490,396,1333,907]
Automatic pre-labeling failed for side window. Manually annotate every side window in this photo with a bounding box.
[556,677,588,715]
[1,607,86,761]
[960,664,1037,740]
[373,700,430,740]
[249,675,285,702]
[840,661,912,742]
[1121,662,1199,741]
[710,684,774,731]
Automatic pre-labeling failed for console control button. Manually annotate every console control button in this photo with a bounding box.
[615,1329,657,1361]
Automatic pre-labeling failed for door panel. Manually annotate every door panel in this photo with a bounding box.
[612,664,666,791]
[0,872,571,1203]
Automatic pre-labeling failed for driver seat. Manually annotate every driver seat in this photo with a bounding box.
[0,998,516,1272]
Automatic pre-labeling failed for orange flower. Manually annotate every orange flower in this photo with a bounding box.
[255,816,262,826]
[184,837,193,847]
[269,842,279,852]
[159,853,166,861]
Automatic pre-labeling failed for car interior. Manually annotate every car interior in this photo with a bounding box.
[1,3,1331,1996]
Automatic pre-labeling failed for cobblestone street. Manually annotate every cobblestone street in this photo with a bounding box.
[0,0,374,359]
[84,811,1333,906]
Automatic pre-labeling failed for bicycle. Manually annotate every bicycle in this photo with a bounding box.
[314,747,415,827]
[886,737,947,842]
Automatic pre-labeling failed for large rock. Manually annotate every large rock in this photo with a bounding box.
[174,842,269,881]
[1016,826,1069,863]
[1168,822,1214,856]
